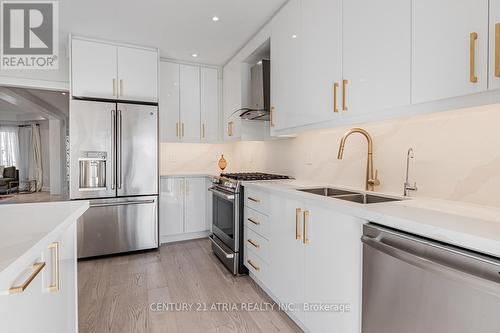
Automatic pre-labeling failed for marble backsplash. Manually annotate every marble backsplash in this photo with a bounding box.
[161,103,500,207]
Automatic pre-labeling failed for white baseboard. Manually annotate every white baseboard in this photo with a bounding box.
[160,230,210,244]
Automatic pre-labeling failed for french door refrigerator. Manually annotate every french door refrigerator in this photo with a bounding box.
[70,99,158,258]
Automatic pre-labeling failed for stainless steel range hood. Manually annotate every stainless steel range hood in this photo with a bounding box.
[239,59,270,121]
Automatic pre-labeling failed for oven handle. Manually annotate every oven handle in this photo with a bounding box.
[208,187,235,200]
[209,235,234,259]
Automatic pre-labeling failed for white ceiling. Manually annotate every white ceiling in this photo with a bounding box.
[60,0,287,65]
[0,88,68,122]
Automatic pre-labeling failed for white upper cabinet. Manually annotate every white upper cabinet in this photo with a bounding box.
[117,46,158,103]
[412,0,488,104]
[342,0,411,117]
[200,67,219,142]
[160,61,219,143]
[180,64,201,141]
[222,60,242,140]
[489,0,500,90]
[301,0,342,123]
[71,39,117,100]
[270,0,301,130]
[71,37,158,103]
[159,61,180,142]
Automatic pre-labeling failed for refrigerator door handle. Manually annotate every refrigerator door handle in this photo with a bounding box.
[89,199,155,208]
[111,110,116,190]
[117,110,123,189]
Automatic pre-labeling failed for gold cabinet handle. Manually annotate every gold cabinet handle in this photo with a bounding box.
[9,262,46,294]
[112,79,116,96]
[119,79,124,96]
[342,80,348,111]
[202,123,205,138]
[228,121,233,136]
[496,24,500,77]
[248,217,260,225]
[303,210,309,245]
[247,239,260,249]
[270,106,275,127]
[247,260,260,271]
[247,196,260,203]
[48,242,59,292]
[333,82,339,113]
[182,123,185,137]
[295,208,302,240]
[176,122,179,138]
[470,32,478,83]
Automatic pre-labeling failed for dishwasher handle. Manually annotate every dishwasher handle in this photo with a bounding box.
[362,235,500,296]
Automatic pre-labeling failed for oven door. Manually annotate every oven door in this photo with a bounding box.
[209,186,239,252]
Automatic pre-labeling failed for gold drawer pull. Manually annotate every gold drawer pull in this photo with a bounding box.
[247,196,260,203]
[247,260,260,271]
[49,242,59,292]
[342,79,348,111]
[470,32,478,83]
[9,262,46,294]
[248,218,260,225]
[119,79,124,96]
[495,23,500,77]
[270,106,275,127]
[295,208,302,240]
[247,239,260,249]
[303,210,309,245]
[333,82,339,112]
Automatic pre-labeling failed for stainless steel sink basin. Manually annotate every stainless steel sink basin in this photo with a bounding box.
[333,193,403,204]
[297,187,403,204]
[297,187,360,197]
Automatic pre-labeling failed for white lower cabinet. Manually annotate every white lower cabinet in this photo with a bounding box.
[251,190,363,333]
[0,222,77,333]
[160,176,210,243]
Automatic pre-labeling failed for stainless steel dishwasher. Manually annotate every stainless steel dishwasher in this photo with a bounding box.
[362,223,500,333]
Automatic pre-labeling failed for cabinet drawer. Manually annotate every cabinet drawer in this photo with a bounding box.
[244,248,269,284]
[244,187,269,214]
[244,227,269,263]
[244,206,269,239]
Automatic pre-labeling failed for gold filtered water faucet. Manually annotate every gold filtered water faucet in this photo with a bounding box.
[337,128,380,191]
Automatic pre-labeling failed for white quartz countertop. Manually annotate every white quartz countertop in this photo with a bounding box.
[160,173,216,178]
[0,201,89,276]
[243,180,500,257]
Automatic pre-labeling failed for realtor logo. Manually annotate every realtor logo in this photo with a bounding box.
[1,1,58,69]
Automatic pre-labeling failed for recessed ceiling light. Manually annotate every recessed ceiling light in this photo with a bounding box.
[192,53,198,58]
[257,61,262,65]
[61,92,67,95]
[291,34,297,39]
[212,16,219,22]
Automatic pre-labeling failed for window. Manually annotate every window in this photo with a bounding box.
[0,126,20,167]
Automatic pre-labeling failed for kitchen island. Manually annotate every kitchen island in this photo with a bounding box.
[0,200,89,333]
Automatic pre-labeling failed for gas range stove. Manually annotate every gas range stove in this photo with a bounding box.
[209,172,291,275]
[213,172,291,193]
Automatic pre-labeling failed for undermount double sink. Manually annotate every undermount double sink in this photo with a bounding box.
[297,187,403,204]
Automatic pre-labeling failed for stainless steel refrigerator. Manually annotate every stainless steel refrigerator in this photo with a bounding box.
[70,99,158,258]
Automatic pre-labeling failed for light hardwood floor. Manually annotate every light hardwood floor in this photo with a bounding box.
[78,238,303,333]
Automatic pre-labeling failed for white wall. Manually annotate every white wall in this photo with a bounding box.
[38,121,51,190]
[161,103,500,208]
